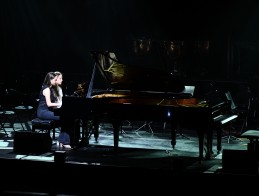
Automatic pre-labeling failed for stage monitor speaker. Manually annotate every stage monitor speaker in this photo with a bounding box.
[222,149,258,174]
[54,151,66,164]
[13,131,52,154]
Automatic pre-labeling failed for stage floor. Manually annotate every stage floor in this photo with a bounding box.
[0,121,258,195]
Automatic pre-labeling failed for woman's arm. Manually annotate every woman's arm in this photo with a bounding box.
[56,87,63,108]
[43,87,61,107]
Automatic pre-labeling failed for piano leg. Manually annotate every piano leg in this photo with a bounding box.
[73,119,81,146]
[197,131,205,161]
[216,128,222,154]
[93,118,99,142]
[204,127,214,160]
[171,135,176,148]
[170,119,177,148]
[112,119,121,150]
[196,127,214,161]
[76,119,91,147]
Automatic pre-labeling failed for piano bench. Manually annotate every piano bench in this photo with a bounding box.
[240,130,259,153]
[31,118,60,139]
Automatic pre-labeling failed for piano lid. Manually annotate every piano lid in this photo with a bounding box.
[90,51,185,95]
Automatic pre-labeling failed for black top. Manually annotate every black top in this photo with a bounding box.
[37,85,57,112]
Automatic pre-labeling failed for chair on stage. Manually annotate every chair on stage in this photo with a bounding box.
[14,105,34,131]
[240,129,259,159]
[0,110,14,136]
[1,87,34,132]
[0,86,19,135]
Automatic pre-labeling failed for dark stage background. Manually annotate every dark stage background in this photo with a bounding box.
[1,0,259,95]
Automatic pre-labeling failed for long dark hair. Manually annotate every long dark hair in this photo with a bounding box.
[41,72,57,102]
[43,72,56,87]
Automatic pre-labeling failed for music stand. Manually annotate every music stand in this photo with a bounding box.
[102,120,132,136]
[221,91,246,143]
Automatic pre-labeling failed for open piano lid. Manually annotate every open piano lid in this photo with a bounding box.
[90,51,188,97]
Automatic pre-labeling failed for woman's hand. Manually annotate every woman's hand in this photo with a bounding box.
[55,102,62,108]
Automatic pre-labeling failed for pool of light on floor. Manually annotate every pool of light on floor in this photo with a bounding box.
[0,140,11,147]
[15,154,54,161]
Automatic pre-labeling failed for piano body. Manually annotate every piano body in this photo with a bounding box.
[56,51,235,160]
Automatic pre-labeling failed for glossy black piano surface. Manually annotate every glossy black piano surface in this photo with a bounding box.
[56,95,232,161]
[56,51,234,160]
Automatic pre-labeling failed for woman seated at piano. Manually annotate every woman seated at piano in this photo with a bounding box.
[37,71,72,149]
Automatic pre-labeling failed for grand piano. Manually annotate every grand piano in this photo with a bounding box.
[56,49,236,161]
